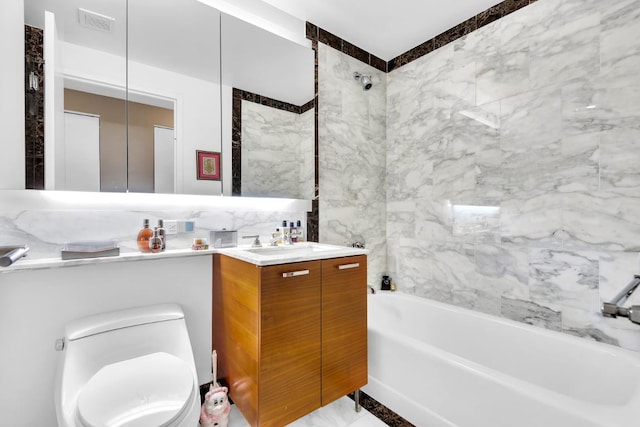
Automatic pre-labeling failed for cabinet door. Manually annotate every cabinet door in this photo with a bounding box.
[260,261,322,426]
[321,255,367,405]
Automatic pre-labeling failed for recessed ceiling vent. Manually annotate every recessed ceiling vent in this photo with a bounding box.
[78,8,115,33]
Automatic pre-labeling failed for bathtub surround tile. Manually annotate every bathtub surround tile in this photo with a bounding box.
[528,11,600,90]
[475,244,530,300]
[560,307,622,348]
[476,49,530,106]
[385,0,640,350]
[501,297,562,331]
[318,43,387,286]
[600,0,640,83]
[528,249,600,313]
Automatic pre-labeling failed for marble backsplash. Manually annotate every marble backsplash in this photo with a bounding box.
[386,0,640,351]
[0,190,309,260]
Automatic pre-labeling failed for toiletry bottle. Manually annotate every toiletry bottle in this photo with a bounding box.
[282,220,290,244]
[275,228,282,245]
[290,221,297,243]
[157,219,166,251]
[149,227,163,253]
[137,219,154,253]
[296,220,304,242]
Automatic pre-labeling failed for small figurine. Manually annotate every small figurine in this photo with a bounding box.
[200,386,230,427]
[200,350,230,427]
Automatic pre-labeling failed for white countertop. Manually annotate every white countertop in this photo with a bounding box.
[0,242,367,273]
[218,242,367,266]
[0,248,217,274]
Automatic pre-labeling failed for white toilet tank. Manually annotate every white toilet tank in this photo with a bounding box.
[54,304,200,427]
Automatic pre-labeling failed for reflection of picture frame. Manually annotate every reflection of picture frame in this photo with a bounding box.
[196,150,221,180]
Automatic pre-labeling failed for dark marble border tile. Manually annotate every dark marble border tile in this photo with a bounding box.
[308,0,537,73]
[231,95,242,196]
[233,88,311,115]
[24,25,45,190]
[307,24,387,73]
[348,391,415,426]
[309,39,320,243]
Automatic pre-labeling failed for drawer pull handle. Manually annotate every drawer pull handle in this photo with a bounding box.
[338,263,360,270]
[282,269,310,278]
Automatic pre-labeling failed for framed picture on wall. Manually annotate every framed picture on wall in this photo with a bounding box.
[196,150,221,181]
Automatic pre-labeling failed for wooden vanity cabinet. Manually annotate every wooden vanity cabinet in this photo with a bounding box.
[321,255,367,405]
[212,254,367,427]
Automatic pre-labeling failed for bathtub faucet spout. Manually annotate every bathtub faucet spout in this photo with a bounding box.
[601,275,640,325]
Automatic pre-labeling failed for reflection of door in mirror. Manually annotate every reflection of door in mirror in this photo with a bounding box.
[63,89,174,193]
[24,0,220,195]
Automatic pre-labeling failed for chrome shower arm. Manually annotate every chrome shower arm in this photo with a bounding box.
[602,275,640,324]
[608,275,640,306]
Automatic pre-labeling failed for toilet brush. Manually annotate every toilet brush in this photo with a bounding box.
[200,350,230,427]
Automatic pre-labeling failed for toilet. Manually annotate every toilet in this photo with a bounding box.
[54,304,201,427]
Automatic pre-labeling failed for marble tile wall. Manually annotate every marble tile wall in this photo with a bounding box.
[318,44,387,287]
[386,0,640,351]
[240,101,314,200]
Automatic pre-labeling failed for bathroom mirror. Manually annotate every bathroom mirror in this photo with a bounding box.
[23,0,314,198]
[221,13,315,199]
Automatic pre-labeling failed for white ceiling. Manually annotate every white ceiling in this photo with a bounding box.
[23,0,506,106]
[258,0,505,60]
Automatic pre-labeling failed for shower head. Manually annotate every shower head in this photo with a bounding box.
[353,72,373,91]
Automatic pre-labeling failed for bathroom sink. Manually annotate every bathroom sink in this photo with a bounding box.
[220,242,366,266]
[245,243,335,255]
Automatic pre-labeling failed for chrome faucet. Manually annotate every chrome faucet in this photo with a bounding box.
[601,275,640,325]
[242,235,262,248]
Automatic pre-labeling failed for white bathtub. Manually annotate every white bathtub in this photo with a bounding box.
[363,292,640,427]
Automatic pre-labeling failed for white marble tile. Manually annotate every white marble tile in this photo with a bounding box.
[529,8,600,89]
[600,0,640,84]
[599,127,640,196]
[529,249,600,313]
[562,192,640,251]
[476,49,530,106]
[475,243,530,300]
[499,194,564,248]
[500,297,562,331]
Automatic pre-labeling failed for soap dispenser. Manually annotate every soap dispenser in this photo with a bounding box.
[137,219,154,253]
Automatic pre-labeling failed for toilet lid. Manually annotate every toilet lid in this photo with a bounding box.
[77,352,195,427]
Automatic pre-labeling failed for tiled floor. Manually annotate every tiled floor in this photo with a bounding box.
[227,396,388,427]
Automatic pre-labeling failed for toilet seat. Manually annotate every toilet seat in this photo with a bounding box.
[76,352,196,427]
